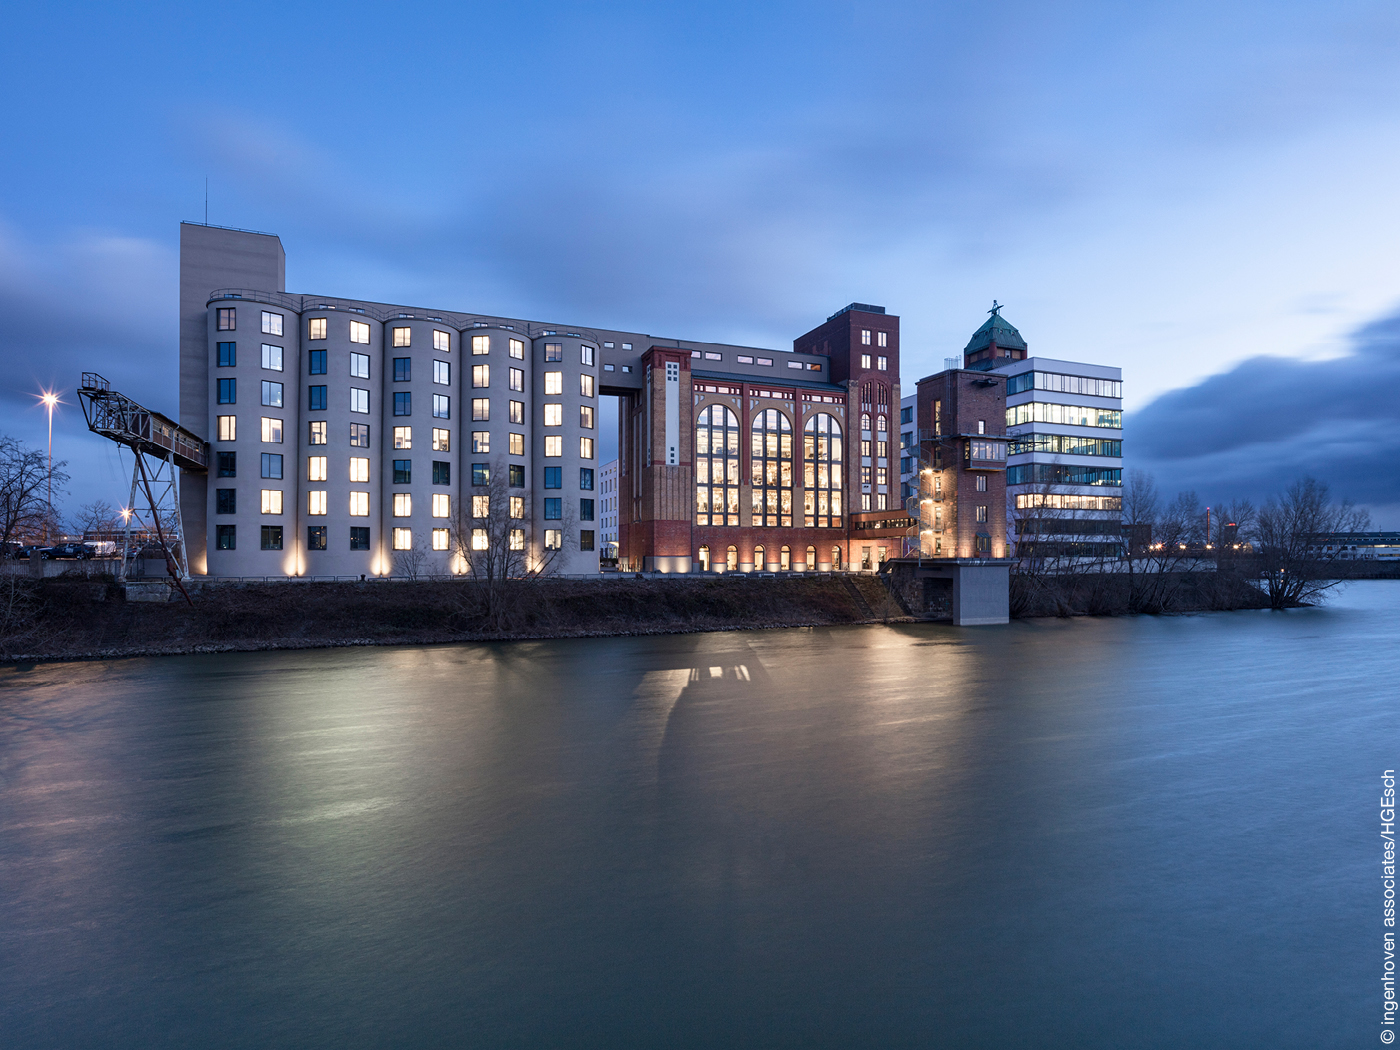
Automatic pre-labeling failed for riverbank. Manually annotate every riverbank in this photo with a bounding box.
[0,574,908,663]
[0,568,1314,664]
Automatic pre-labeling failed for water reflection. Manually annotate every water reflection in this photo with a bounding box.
[1,585,1397,1048]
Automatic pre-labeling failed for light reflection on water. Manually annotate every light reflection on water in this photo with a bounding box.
[1,583,1397,1048]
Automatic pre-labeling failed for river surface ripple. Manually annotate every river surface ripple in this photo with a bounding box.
[2,582,1397,1048]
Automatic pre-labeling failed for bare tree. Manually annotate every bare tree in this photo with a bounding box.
[1255,477,1370,609]
[0,436,69,547]
[392,537,427,580]
[71,499,120,538]
[449,464,574,632]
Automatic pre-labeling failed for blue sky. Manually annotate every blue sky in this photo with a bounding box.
[3,0,1400,524]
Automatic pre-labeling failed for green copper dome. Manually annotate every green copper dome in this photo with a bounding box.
[964,304,1027,354]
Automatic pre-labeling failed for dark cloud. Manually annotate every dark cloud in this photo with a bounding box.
[1129,310,1400,523]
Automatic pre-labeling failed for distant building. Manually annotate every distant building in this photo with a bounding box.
[599,459,619,559]
[966,307,1123,559]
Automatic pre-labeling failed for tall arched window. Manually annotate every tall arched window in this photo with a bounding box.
[696,404,739,526]
[751,408,792,527]
[803,412,843,528]
[860,412,871,432]
[876,414,887,434]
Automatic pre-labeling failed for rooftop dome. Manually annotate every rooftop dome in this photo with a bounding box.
[964,302,1027,354]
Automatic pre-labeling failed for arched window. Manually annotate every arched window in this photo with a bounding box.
[726,545,738,570]
[803,412,843,528]
[806,545,816,570]
[751,408,792,527]
[832,546,842,570]
[696,404,739,526]
[876,414,887,434]
[860,412,871,432]
[754,544,765,570]
[780,545,791,570]
[698,544,710,571]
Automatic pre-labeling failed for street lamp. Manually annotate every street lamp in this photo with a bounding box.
[36,390,61,542]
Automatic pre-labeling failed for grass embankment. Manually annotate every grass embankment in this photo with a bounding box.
[0,574,906,663]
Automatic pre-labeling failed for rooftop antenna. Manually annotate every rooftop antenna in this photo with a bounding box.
[204,178,208,225]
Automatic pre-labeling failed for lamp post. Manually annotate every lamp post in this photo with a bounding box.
[39,391,59,542]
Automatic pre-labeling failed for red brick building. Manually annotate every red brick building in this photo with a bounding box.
[617,303,908,572]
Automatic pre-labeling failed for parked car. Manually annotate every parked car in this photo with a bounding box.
[12,544,51,560]
[45,543,97,560]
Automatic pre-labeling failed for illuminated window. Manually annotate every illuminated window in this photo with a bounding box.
[544,436,562,457]
[349,321,370,344]
[261,344,283,371]
[261,311,283,336]
[349,457,370,483]
[580,374,594,397]
[261,380,283,407]
[472,495,490,518]
[309,317,327,340]
[509,367,524,391]
[581,345,594,366]
[308,456,327,481]
[580,437,594,459]
[877,356,887,371]
[580,406,594,428]
[861,412,871,431]
[976,474,988,492]
[432,528,449,550]
[393,527,413,550]
[544,404,562,426]
[471,528,488,550]
[308,490,327,515]
[261,417,283,443]
[509,338,524,359]
[434,330,450,352]
[545,529,562,550]
[509,496,524,519]
[694,404,740,526]
[861,354,872,369]
[803,412,843,528]
[470,398,488,421]
[510,528,525,550]
[861,330,871,345]
[260,489,283,515]
[217,307,235,331]
[472,334,490,355]
[509,432,524,455]
[472,364,488,388]
[472,431,490,453]
[877,331,887,347]
[509,400,524,424]
[393,493,412,517]
[432,493,450,518]
[544,371,562,395]
[217,415,236,441]
[432,428,450,451]
[751,408,793,527]
[544,344,562,362]
[393,327,411,347]
[350,388,369,413]
[394,426,412,449]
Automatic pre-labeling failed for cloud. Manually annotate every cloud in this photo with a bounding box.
[1129,308,1400,523]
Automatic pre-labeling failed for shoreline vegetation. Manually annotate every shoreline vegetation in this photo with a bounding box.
[0,567,1374,665]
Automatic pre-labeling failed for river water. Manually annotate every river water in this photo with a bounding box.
[2,583,1396,1048]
